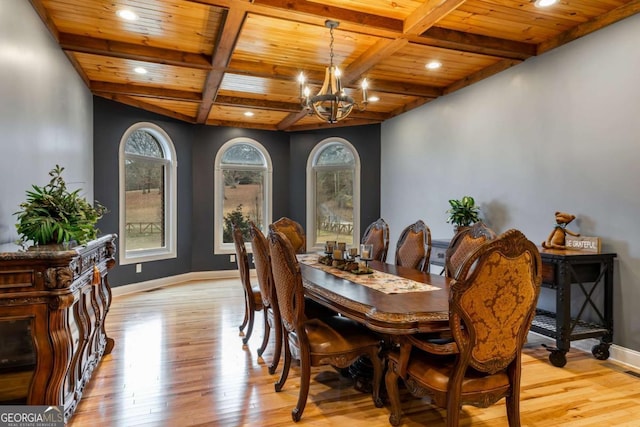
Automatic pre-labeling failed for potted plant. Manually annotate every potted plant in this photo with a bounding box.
[446,196,480,231]
[14,165,107,247]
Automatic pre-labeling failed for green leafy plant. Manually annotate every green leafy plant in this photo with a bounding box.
[446,196,480,227]
[223,204,252,243]
[14,165,107,246]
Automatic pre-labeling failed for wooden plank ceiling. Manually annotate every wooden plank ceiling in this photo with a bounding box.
[31,0,640,131]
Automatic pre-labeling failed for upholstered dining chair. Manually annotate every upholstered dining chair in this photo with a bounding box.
[395,220,432,272]
[270,216,306,254]
[361,218,390,263]
[385,229,542,427]
[445,221,497,278]
[232,224,263,345]
[248,222,282,374]
[267,229,383,422]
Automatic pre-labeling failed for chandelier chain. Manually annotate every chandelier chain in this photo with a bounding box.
[329,25,334,68]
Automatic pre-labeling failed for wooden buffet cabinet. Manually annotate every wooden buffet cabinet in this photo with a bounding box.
[0,234,117,422]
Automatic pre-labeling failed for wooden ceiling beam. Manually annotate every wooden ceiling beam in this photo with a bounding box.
[197,5,247,123]
[58,34,213,70]
[91,82,202,101]
[403,0,467,36]
[94,93,197,123]
[214,95,299,112]
[372,81,442,98]
[343,38,408,84]
[205,118,279,131]
[444,58,522,95]
[288,118,380,132]
[411,27,536,60]
[250,0,402,32]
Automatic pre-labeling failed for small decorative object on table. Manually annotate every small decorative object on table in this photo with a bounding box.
[542,211,580,249]
[446,195,480,232]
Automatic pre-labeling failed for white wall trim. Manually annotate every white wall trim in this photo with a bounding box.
[111,269,252,297]
[531,333,640,371]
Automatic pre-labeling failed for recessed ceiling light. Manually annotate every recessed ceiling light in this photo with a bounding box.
[368,96,380,102]
[534,0,557,7]
[134,67,147,74]
[426,61,442,70]
[244,111,254,117]
[116,9,138,21]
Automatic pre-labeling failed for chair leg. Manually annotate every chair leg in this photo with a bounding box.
[275,334,290,392]
[268,312,283,375]
[385,364,402,427]
[446,393,461,427]
[257,309,270,357]
[241,306,255,345]
[506,394,521,427]
[369,350,384,408]
[292,347,311,422]
[239,296,249,333]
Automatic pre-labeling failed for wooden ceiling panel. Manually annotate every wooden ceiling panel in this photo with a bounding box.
[73,52,207,93]
[438,0,631,43]
[207,105,289,126]
[41,0,222,54]
[234,14,381,71]
[369,44,501,87]
[30,0,640,130]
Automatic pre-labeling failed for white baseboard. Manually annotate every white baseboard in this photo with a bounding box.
[111,270,243,297]
[530,332,640,371]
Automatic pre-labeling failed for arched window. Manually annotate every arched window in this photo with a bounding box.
[214,138,272,253]
[119,123,177,264]
[306,138,360,250]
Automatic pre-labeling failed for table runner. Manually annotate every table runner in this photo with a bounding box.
[297,254,440,295]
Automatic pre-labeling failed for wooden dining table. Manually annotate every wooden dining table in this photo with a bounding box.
[299,258,451,336]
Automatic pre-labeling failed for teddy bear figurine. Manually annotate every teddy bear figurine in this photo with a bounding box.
[542,211,580,249]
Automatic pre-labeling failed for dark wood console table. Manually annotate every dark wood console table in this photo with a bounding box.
[430,239,616,367]
[0,234,117,422]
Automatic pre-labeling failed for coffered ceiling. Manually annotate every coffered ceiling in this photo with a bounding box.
[30,0,639,131]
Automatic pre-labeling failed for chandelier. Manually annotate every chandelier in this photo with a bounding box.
[297,20,369,124]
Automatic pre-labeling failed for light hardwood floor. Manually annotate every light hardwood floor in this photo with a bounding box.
[68,278,640,426]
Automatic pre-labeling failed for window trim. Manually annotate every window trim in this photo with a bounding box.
[306,137,361,252]
[214,137,272,254]
[118,122,178,265]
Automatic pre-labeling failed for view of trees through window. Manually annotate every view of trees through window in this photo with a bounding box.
[220,143,266,243]
[124,130,166,251]
[314,143,355,246]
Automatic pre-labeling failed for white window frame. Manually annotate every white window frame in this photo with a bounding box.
[118,122,178,265]
[214,137,272,254]
[306,137,361,252]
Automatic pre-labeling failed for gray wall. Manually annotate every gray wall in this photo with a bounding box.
[0,0,93,246]
[381,14,640,351]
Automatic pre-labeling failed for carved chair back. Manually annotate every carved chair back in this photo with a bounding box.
[249,222,275,310]
[232,223,262,344]
[450,229,541,374]
[395,220,431,272]
[271,217,306,254]
[445,221,497,278]
[362,218,390,262]
[267,229,307,337]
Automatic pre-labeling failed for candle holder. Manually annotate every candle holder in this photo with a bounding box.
[359,243,373,269]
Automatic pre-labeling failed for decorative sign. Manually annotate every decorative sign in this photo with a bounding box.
[565,236,601,253]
